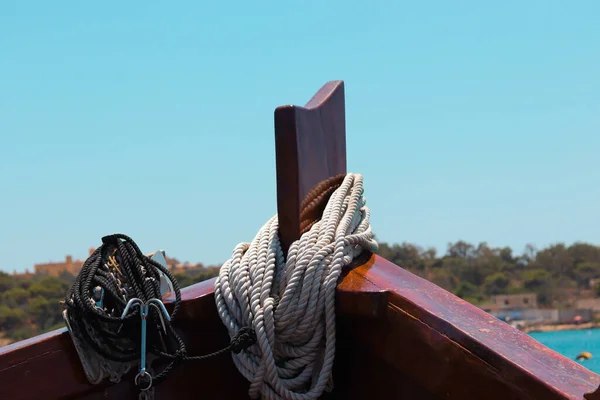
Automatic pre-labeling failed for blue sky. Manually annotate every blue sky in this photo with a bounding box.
[1,1,599,273]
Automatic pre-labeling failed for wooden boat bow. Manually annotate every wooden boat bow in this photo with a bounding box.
[1,81,599,399]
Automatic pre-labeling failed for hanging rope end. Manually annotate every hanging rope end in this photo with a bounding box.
[230,327,257,354]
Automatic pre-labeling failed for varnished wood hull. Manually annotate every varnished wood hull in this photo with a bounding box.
[1,254,598,400]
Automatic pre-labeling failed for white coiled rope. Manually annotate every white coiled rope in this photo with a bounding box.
[214,173,378,400]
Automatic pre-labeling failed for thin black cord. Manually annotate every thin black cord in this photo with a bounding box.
[64,234,256,390]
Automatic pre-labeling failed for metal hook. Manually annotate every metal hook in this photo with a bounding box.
[121,298,144,318]
[121,297,171,392]
[147,298,171,333]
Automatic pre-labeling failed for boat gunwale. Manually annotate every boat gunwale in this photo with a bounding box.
[347,254,600,399]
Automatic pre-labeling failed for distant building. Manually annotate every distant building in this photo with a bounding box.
[492,308,593,324]
[12,269,34,278]
[12,247,212,278]
[490,293,537,310]
[34,248,95,277]
[576,298,600,312]
[480,292,593,325]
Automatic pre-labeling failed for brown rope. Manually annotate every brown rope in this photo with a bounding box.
[299,174,347,235]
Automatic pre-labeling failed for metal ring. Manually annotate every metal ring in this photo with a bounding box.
[135,371,153,391]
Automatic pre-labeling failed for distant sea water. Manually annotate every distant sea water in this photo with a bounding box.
[529,329,600,373]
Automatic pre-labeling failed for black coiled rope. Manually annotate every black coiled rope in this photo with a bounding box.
[64,234,256,392]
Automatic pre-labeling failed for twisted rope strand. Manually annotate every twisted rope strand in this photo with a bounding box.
[215,173,378,400]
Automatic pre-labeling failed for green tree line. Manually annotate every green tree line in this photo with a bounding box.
[0,268,219,344]
[377,240,600,306]
[2,241,600,344]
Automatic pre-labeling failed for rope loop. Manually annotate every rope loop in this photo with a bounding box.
[215,173,378,400]
[64,233,258,395]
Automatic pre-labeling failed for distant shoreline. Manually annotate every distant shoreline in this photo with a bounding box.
[523,322,600,334]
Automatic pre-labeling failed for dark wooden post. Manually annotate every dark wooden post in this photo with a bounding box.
[274,81,347,255]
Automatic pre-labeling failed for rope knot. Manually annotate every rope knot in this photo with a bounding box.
[230,327,256,354]
[174,350,186,361]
